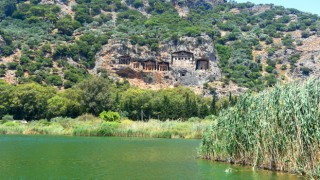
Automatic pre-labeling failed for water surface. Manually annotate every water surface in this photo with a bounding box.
[0,135,303,179]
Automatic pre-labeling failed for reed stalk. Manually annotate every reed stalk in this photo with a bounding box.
[199,78,320,178]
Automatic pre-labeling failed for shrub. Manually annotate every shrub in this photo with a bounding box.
[0,120,8,124]
[50,117,73,129]
[301,67,312,76]
[265,66,274,73]
[99,111,120,122]
[7,62,19,70]
[267,48,276,56]
[2,114,14,120]
[3,121,18,126]
[133,0,144,8]
[76,114,97,121]
[204,115,216,121]
[97,122,119,136]
[281,64,287,70]
[187,117,201,122]
[282,35,294,48]
[35,119,51,126]
[301,31,310,38]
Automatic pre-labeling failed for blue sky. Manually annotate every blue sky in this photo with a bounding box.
[235,0,320,15]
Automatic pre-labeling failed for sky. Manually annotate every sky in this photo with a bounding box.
[235,0,320,15]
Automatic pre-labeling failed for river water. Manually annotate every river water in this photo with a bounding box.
[0,135,302,179]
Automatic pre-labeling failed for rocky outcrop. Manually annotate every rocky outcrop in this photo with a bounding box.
[40,0,68,5]
[293,36,320,78]
[251,5,272,15]
[171,0,226,16]
[171,0,226,7]
[40,0,76,17]
[95,35,221,89]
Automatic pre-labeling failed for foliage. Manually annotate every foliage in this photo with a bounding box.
[2,114,13,120]
[0,116,211,139]
[56,15,81,36]
[12,3,60,23]
[0,76,234,121]
[0,0,319,91]
[99,111,120,122]
[199,78,320,178]
[47,89,83,119]
[8,83,56,120]
[75,76,114,115]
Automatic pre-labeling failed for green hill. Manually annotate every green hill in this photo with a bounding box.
[0,0,319,92]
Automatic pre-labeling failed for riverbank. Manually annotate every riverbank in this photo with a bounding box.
[0,115,212,139]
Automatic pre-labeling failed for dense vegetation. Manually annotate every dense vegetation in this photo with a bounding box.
[0,0,319,90]
[0,77,235,121]
[199,78,320,178]
[0,116,210,139]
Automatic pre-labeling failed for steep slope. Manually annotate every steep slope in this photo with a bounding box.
[0,0,319,95]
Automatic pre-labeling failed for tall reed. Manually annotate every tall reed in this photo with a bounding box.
[199,78,320,177]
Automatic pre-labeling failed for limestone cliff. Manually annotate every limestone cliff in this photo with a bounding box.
[94,35,221,89]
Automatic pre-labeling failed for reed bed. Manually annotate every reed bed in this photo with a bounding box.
[199,78,320,178]
[0,118,211,139]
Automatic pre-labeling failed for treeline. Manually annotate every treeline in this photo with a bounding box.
[0,77,235,121]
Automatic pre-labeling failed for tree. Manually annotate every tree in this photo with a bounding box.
[47,90,83,119]
[0,81,11,118]
[56,16,81,36]
[199,103,209,118]
[133,0,144,8]
[75,77,114,115]
[45,74,63,86]
[15,65,23,77]
[8,83,56,120]
[183,93,191,118]
[0,0,17,19]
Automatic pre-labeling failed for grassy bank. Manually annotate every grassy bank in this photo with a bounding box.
[199,78,320,178]
[0,115,212,139]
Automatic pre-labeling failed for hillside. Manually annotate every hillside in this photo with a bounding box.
[0,0,319,95]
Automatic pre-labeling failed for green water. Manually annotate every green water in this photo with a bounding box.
[0,135,303,179]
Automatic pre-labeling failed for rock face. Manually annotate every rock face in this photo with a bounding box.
[95,35,221,88]
[40,0,75,17]
[40,0,68,5]
[171,0,226,7]
[171,0,226,16]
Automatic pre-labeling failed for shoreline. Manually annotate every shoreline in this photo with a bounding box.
[0,118,212,139]
[0,119,306,178]
[0,117,307,177]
